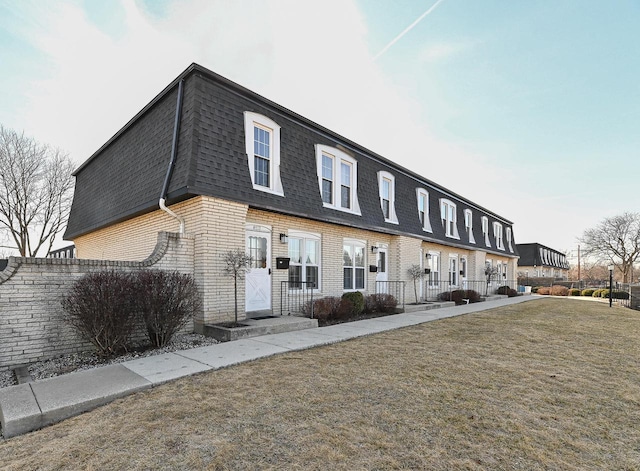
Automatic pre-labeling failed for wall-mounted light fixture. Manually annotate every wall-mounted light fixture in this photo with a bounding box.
[279,233,288,244]
[371,246,379,253]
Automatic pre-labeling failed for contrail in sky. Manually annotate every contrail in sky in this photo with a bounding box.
[373,0,447,61]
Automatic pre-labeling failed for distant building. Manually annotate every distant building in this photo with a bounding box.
[47,245,76,259]
[516,243,569,280]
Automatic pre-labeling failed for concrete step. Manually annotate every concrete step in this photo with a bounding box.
[202,315,318,342]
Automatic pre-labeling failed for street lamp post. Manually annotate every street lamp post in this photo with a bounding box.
[608,265,614,308]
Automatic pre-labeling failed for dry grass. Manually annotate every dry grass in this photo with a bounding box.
[1,298,640,470]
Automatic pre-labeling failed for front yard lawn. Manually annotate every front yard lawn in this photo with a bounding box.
[1,298,639,470]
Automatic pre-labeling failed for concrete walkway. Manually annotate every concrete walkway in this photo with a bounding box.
[0,295,541,439]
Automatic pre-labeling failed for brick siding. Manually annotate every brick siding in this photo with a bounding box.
[0,232,194,371]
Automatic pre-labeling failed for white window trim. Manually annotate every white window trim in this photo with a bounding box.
[506,227,513,253]
[315,145,361,215]
[493,222,505,250]
[343,238,366,291]
[377,171,398,224]
[439,198,460,239]
[427,251,441,287]
[448,254,459,287]
[244,112,284,196]
[416,188,432,233]
[287,230,321,292]
[464,209,475,244]
[482,216,491,247]
[460,256,468,279]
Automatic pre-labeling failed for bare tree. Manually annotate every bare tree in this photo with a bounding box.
[222,249,254,325]
[0,125,74,257]
[407,264,423,304]
[580,212,640,283]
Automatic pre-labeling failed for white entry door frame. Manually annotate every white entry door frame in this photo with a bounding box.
[245,224,272,313]
[375,244,389,293]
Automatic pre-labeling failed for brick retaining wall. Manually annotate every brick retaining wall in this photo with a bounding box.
[0,232,194,371]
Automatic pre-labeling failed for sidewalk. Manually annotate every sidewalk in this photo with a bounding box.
[0,295,541,439]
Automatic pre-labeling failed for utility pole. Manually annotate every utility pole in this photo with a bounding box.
[577,244,581,283]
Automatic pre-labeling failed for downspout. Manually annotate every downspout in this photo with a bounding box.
[159,78,186,234]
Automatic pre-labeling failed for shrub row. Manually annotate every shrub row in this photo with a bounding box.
[495,285,520,297]
[533,285,629,300]
[306,292,397,322]
[62,270,201,357]
[437,289,483,305]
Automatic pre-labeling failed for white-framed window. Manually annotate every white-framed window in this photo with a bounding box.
[416,189,432,232]
[506,227,513,252]
[343,239,366,290]
[460,257,467,279]
[449,255,458,286]
[464,209,475,244]
[377,171,398,224]
[288,231,321,290]
[316,145,361,215]
[244,112,284,196]
[426,252,440,287]
[493,222,505,250]
[482,216,491,247]
[440,199,459,239]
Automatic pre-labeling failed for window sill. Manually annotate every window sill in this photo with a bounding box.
[252,184,284,197]
[322,202,362,216]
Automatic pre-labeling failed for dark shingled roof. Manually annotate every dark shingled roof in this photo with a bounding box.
[516,243,568,268]
[65,63,518,258]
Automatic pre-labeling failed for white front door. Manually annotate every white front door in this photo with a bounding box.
[376,246,388,293]
[246,227,271,312]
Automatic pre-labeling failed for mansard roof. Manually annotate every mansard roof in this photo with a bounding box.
[65,63,518,258]
[516,243,568,269]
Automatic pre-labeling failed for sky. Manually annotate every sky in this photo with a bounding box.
[0,0,638,261]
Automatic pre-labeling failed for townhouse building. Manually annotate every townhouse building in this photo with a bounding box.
[64,63,519,329]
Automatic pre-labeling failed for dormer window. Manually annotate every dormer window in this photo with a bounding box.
[493,222,505,250]
[464,209,475,244]
[482,216,491,247]
[440,199,459,239]
[244,112,284,196]
[506,227,514,252]
[416,189,432,232]
[378,171,398,224]
[316,145,361,215]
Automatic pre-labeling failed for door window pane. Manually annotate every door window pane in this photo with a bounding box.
[248,236,267,268]
[378,251,386,273]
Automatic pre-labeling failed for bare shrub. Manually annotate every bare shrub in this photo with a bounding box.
[134,270,202,348]
[364,293,398,313]
[312,297,341,321]
[537,287,551,295]
[550,285,569,296]
[61,271,138,357]
[463,290,482,303]
[335,298,354,320]
[495,285,510,295]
